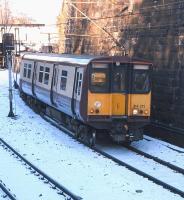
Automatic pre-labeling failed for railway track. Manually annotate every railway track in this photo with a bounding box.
[152,121,184,137]
[43,115,184,199]
[146,122,184,148]
[96,146,184,197]
[124,145,184,175]
[0,181,17,200]
[0,138,82,200]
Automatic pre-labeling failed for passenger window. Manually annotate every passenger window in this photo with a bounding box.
[79,73,82,80]
[39,66,44,83]
[44,67,50,85]
[27,64,32,79]
[60,70,68,90]
[45,67,50,73]
[23,63,27,77]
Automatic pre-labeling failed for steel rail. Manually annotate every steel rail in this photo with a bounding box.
[42,115,184,198]
[152,121,184,137]
[147,121,184,148]
[0,182,17,200]
[0,138,82,200]
[124,145,184,175]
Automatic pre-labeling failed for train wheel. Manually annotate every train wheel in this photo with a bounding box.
[78,125,88,142]
[88,131,96,147]
[75,126,80,139]
[78,126,96,146]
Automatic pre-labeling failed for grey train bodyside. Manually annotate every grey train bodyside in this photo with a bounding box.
[19,54,89,123]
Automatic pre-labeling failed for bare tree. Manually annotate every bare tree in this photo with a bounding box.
[0,0,13,31]
[13,13,36,24]
[0,0,35,31]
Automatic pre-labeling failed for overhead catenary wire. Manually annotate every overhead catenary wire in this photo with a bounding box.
[139,0,184,11]
[58,0,184,54]
[60,0,184,22]
[36,0,184,28]
[61,0,184,39]
[60,1,184,34]
[65,0,127,55]
[64,1,184,22]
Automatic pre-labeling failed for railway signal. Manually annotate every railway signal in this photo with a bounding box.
[2,33,15,117]
[0,23,45,117]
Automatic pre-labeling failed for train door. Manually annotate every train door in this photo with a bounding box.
[51,64,59,104]
[73,68,83,118]
[111,64,127,116]
[32,61,37,96]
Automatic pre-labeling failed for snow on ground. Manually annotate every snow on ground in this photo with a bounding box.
[0,144,65,200]
[0,70,183,200]
[97,144,184,191]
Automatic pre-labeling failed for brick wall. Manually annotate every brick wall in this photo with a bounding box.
[58,0,184,129]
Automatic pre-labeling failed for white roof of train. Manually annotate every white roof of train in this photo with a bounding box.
[22,52,152,66]
[22,53,102,66]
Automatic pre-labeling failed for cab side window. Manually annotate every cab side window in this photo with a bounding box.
[60,70,68,90]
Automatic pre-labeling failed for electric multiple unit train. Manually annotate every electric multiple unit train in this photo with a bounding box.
[19,53,152,145]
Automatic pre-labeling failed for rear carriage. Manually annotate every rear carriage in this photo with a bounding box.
[19,53,152,145]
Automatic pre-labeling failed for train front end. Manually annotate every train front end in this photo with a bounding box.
[87,57,152,143]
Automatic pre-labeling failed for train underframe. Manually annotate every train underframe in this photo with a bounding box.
[20,91,147,146]
[88,118,147,144]
[109,121,145,144]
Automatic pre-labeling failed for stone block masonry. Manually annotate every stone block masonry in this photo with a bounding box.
[57,0,184,130]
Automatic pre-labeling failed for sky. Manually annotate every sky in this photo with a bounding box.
[9,0,62,25]
[6,0,63,44]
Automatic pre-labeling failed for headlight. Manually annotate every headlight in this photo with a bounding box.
[133,109,138,115]
[94,101,102,108]
[90,108,94,113]
[144,110,149,114]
